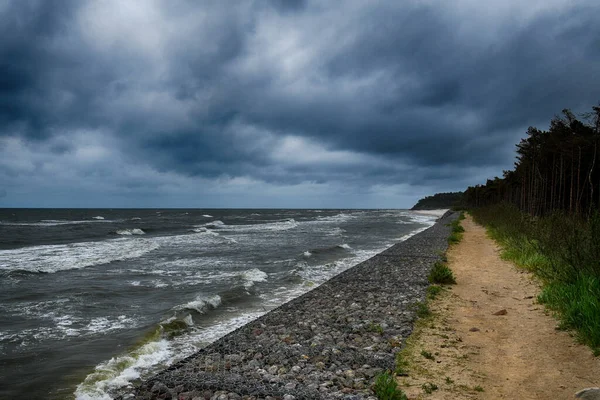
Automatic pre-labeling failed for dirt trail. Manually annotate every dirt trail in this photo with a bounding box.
[399,215,600,399]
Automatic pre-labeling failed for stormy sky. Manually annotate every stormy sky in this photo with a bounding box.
[1,0,599,208]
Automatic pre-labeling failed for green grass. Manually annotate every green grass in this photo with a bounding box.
[373,371,408,400]
[474,385,485,392]
[471,203,600,355]
[428,261,456,284]
[537,275,600,353]
[420,350,435,360]
[447,214,465,245]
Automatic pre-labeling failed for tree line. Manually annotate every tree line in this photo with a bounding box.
[464,105,600,218]
[411,192,464,210]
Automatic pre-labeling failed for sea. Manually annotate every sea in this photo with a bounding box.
[0,208,439,400]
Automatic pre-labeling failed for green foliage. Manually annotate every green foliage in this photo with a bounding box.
[420,350,435,360]
[474,385,485,392]
[372,371,408,400]
[422,382,438,394]
[427,285,442,299]
[538,275,600,352]
[446,217,465,245]
[471,203,600,354]
[428,261,456,284]
[411,192,464,210]
[445,376,454,384]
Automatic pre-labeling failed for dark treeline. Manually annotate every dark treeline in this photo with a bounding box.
[464,106,600,218]
[411,192,464,210]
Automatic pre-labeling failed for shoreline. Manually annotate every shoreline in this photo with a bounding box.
[124,211,458,399]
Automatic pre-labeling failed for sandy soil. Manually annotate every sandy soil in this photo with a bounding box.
[398,215,600,399]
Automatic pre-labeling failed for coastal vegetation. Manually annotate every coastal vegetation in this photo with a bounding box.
[411,192,464,210]
[372,371,408,400]
[464,105,600,354]
[428,261,456,284]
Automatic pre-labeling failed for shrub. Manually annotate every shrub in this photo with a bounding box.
[429,261,456,284]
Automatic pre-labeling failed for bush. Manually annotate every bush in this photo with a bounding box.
[429,261,456,284]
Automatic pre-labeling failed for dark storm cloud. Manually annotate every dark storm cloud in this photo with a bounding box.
[1,0,599,207]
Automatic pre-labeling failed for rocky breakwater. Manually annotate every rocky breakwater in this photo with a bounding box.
[126,211,459,400]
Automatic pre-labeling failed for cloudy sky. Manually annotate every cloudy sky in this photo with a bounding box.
[1,0,599,208]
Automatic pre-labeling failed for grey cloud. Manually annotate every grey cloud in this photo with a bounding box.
[1,0,599,207]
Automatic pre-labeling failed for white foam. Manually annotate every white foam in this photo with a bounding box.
[129,281,141,286]
[0,238,160,273]
[130,217,141,221]
[241,268,268,288]
[315,213,356,223]
[412,209,449,217]
[151,280,168,288]
[85,316,136,334]
[219,218,298,232]
[115,228,145,236]
[205,220,225,228]
[75,339,172,400]
[75,310,265,400]
[303,251,312,257]
[337,243,352,250]
[177,295,222,314]
[92,216,105,220]
[182,314,194,326]
[327,227,345,236]
[202,214,213,218]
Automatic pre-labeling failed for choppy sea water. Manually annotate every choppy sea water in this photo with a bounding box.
[0,209,437,400]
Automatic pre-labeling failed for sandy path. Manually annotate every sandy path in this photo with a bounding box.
[399,215,600,399]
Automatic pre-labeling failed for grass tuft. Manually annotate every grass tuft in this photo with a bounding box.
[420,350,435,360]
[372,371,408,400]
[422,382,439,394]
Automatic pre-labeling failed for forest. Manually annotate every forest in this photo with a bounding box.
[411,192,464,210]
[464,106,600,217]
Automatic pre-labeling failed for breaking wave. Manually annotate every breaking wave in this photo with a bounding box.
[0,239,160,274]
[115,228,145,236]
